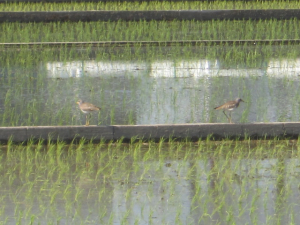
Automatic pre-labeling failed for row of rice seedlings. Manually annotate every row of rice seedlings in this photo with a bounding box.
[0,137,299,224]
[0,42,299,67]
[1,43,300,126]
[1,0,300,11]
[1,19,300,43]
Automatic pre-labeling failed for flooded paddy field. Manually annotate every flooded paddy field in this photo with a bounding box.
[1,44,300,126]
[0,139,300,224]
[1,3,300,224]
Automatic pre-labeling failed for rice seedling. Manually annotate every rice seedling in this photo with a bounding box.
[1,0,300,12]
[1,19,300,43]
[1,19,300,126]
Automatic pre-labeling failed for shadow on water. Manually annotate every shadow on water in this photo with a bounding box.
[0,141,300,224]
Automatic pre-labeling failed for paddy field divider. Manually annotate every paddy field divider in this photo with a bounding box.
[0,123,300,143]
[0,9,300,22]
[1,39,300,48]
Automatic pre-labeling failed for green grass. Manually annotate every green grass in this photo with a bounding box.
[1,19,300,43]
[0,138,299,224]
[1,0,300,11]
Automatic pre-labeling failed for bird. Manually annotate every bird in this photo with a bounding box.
[76,100,101,126]
[214,98,245,123]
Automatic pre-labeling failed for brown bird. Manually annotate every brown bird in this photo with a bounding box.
[214,98,245,123]
[76,100,101,126]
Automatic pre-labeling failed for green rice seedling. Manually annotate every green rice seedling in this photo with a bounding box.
[0,20,300,43]
[2,34,300,222]
[1,1,300,12]
[107,212,114,224]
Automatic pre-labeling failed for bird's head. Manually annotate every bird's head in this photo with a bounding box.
[76,99,83,105]
[236,98,245,103]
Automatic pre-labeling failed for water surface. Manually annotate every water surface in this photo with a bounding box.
[0,141,299,224]
[1,45,300,126]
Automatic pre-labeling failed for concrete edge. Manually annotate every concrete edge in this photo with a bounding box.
[0,39,299,48]
[1,10,300,23]
[0,123,298,143]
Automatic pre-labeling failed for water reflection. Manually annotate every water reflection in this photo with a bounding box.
[2,150,300,224]
[49,58,300,78]
[46,59,266,78]
[267,58,300,77]
[96,156,300,224]
[1,54,300,126]
[46,61,148,78]
[45,58,300,125]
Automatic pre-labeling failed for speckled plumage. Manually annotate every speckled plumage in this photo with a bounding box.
[214,98,244,123]
[76,100,100,126]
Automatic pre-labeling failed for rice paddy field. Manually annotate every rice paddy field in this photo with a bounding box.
[1,139,300,224]
[1,0,300,224]
[1,40,300,125]
[1,19,300,42]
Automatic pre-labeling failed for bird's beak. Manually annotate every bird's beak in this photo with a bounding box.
[241,99,246,103]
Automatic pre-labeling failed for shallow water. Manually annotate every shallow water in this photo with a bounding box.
[1,45,300,126]
[0,141,300,224]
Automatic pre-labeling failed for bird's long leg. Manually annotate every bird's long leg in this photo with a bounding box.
[229,111,232,123]
[222,110,230,123]
[88,114,91,126]
[85,114,90,126]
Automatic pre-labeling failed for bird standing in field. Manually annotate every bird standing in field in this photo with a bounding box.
[214,98,245,123]
[76,100,101,126]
